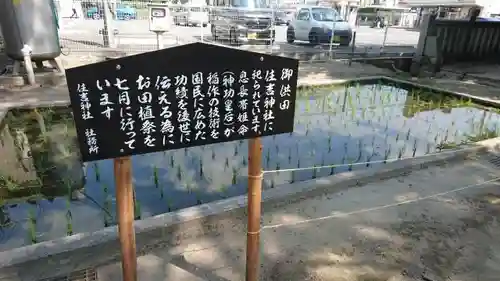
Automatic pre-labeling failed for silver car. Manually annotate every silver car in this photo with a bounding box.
[286,6,353,46]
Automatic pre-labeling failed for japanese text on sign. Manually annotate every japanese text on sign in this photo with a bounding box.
[67,44,298,162]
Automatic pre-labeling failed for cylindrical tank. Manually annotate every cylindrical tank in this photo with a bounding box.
[0,0,61,61]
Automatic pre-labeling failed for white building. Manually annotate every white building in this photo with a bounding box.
[396,0,500,18]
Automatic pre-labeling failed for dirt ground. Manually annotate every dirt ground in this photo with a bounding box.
[96,151,500,281]
[255,155,500,281]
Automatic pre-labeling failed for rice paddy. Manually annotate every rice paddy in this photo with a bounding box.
[0,79,498,251]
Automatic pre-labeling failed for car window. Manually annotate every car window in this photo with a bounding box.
[311,8,342,22]
[116,4,131,9]
[296,9,310,21]
[232,0,267,9]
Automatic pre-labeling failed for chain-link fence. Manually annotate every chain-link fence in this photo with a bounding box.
[51,1,418,61]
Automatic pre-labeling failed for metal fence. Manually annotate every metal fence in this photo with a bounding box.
[0,1,418,63]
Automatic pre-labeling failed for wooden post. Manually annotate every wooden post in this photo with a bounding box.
[114,156,137,281]
[246,138,263,281]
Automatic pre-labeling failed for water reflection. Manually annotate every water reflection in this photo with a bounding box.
[0,81,499,250]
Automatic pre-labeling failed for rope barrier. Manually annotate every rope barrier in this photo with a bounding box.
[262,144,480,175]
[262,176,500,230]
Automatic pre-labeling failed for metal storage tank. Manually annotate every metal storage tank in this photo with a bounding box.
[0,0,61,61]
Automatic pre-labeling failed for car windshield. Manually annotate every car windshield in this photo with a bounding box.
[311,8,342,22]
[232,0,267,9]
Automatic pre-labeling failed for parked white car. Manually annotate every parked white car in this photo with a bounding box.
[286,6,353,46]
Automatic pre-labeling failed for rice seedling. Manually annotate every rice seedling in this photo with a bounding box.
[192,185,202,204]
[65,180,73,236]
[347,160,353,171]
[412,139,418,157]
[133,192,141,220]
[166,197,173,212]
[397,147,404,159]
[329,165,336,175]
[159,185,164,199]
[219,184,229,198]
[356,141,363,162]
[426,142,432,154]
[93,163,100,182]
[232,168,238,185]
[433,132,440,144]
[27,207,37,244]
[405,128,411,141]
[383,147,391,163]
[170,155,175,168]
[199,159,204,178]
[103,194,112,227]
[66,198,73,236]
[153,166,159,188]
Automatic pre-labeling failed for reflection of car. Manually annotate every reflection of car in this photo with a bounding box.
[210,0,275,45]
[274,11,288,25]
[86,4,137,20]
[286,6,352,46]
[172,6,208,27]
[283,10,295,25]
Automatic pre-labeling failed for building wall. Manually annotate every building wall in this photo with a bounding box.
[476,0,500,16]
[396,0,477,6]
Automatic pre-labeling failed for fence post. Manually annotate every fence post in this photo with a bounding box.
[101,0,116,48]
[410,12,433,76]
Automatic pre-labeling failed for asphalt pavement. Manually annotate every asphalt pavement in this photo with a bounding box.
[58,18,419,56]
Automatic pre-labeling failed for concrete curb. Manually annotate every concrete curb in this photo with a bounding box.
[387,76,500,108]
[0,138,499,281]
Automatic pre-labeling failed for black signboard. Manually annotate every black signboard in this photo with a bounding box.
[66,42,299,162]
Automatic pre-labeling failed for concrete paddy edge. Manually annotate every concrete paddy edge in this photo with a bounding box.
[387,76,500,108]
[0,77,498,279]
[0,139,498,281]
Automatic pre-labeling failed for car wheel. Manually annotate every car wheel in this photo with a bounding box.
[123,14,130,21]
[229,29,238,46]
[92,13,100,20]
[202,23,207,27]
[265,39,275,45]
[339,36,352,46]
[286,27,295,43]
[308,32,319,45]
[211,25,218,41]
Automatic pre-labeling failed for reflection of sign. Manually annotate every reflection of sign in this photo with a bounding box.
[149,6,171,32]
[152,8,165,17]
[66,43,299,162]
